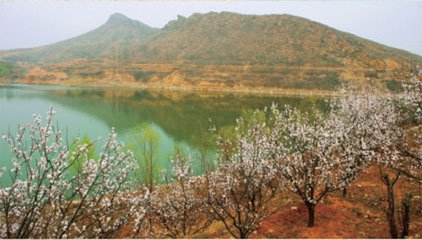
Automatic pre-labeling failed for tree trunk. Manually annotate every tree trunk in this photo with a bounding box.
[306,203,316,227]
[342,188,348,198]
[386,184,398,238]
[401,193,412,238]
[383,173,399,239]
[239,228,250,239]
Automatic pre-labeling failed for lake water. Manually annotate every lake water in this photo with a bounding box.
[0,84,327,184]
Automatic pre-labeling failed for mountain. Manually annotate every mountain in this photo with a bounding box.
[1,12,421,91]
[3,13,158,63]
[134,12,421,68]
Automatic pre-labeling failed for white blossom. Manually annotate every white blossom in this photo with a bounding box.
[0,107,147,238]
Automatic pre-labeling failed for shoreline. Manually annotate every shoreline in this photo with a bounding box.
[7,79,340,97]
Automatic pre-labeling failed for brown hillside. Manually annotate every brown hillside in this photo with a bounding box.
[135,12,421,69]
[1,12,421,91]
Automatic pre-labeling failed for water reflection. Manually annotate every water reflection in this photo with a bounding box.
[46,87,328,147]
[0,84,328,183]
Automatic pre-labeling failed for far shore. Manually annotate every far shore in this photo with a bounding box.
[4,79,345,97]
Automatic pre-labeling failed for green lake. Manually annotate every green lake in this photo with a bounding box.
[0,84,327,184]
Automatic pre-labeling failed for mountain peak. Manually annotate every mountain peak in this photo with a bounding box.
[106,13,132,24]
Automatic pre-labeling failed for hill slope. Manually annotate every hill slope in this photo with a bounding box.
[133,12,421,68]
[1,12,421,91]
[3,13,158,63]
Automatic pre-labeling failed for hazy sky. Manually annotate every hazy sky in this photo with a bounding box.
[0,1,421,55]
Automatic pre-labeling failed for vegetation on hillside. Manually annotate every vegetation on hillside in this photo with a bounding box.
[0,62,25,80]
[137,12,421,68]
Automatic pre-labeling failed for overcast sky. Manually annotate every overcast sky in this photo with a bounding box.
[0,1,421,55]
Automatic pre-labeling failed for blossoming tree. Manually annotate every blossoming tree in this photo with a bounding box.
[268,105,344,227]
[268,90,402,227]
[204,112,278,238]
[151,153,212,238]
[0,107,146,238]
[327,90,402,196]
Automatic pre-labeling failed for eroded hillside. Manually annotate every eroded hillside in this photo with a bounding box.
[1,12,421,92]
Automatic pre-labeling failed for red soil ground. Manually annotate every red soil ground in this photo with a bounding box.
[117,167,421,238]
[252,197,388,238]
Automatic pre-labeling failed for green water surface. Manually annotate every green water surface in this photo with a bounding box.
[0,84,327,184]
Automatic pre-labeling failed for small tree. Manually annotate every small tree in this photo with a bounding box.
[204,112,278,238]
[0,107,147,238]
[327,90,401,197]
[375,72,422,239]
[377,152,420,239]
[269,105,344,227]
[377,143,420,239]
[129,124,161,192]
[128,125,161,236]
[152,153,212,238]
